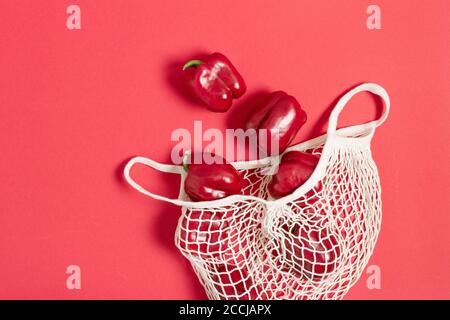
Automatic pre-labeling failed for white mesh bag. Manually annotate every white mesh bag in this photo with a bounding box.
[124,83,390,300]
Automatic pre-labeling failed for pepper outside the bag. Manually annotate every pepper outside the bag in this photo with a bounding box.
[183,52,247,112]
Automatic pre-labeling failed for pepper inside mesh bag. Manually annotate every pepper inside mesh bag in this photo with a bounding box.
[124,83,390,300]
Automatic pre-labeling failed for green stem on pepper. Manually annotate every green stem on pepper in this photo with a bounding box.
[182,60,204,70]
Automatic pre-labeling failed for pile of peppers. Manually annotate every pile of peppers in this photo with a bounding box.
[182,52,314,202]
[176,52,335,290]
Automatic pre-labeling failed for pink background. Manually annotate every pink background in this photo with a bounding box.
[0,0,449,299]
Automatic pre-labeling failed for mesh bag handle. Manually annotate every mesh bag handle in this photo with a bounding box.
[326,83,390,137]
[124,83,390,208]
[267,83,390,204]
[123,156,266,207]
[123,156,187,206]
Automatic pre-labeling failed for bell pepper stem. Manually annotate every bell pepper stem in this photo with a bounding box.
[182,150,192,172]
[182,59,204,70]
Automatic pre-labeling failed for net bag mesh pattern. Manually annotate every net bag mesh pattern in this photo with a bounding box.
[124,83,390,300]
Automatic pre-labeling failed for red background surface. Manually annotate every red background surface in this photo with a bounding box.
[0,0,449,299]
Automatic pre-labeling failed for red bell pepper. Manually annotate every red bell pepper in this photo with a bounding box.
[214,264,259,299]
[178,210,228,257]
[183,52,247,112]
[183,153,243,201]
[284,225,340,280]
[268,151,319,199]
[245,91,307,155]
[178,209,252,263]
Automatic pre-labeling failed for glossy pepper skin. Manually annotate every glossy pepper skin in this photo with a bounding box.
[179,210,228,257]
[268,151,319,199]
[245,91,307,155]
[214,264,260,299]
[183,53,246,112]
[284,225,340,279]
[184,153,244,201]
